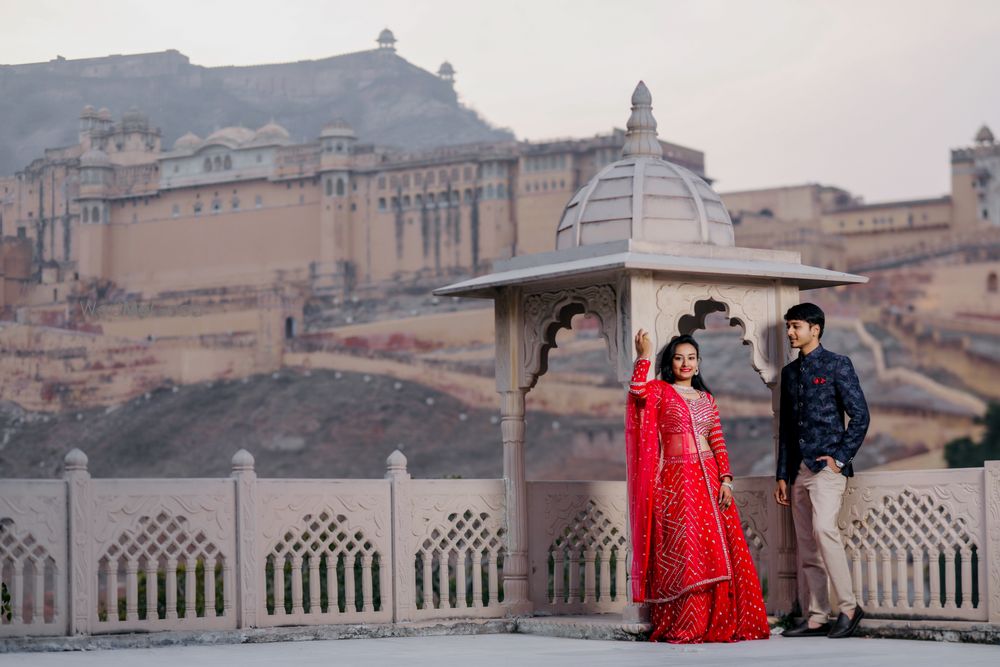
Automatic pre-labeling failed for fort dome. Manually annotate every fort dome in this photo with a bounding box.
[172,132,202,149]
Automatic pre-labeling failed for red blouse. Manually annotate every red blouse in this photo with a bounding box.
[628,358,732,479]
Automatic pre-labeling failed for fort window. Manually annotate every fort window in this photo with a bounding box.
[336,178,345,196]
[194,202,202,215]
[256,154,262,163]
[223,155,232,170]
[83,207,89,223]
[988,272,998,293]
[498,183,506,199]
[336,142,344,153]
[92,206,100,222]
[255,195,263,208]
[204,158,212,172]
[428,193,436,204]
[403,195,411,207]
[285,317,296,339]
[427,171,435,185]
[416,194,423,206]
[171,204,180,218]
[212,198,221,213]
[486,184,495,198]
[378,197,387,211]
[17,227,25,238]
[415,173,422,186]
[232,197,239,210]
[378,176,386,189]
[985,209,990,220]
[214,156,222,170]
[325,179,333,196]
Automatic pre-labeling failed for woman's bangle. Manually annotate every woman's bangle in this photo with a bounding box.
[721,481,734,491]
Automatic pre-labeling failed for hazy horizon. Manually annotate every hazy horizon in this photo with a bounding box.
[3,0,999,203]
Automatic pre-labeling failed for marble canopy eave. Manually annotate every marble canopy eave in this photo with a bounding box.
[434,246,867,299]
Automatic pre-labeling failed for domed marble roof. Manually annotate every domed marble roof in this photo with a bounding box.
[80,148,111,167]
[80,105,96,117]
[97,107,112,120]
[204,126,255,146]
[172,132,202,149]
[253,121,291,144]
[555,82,733,250]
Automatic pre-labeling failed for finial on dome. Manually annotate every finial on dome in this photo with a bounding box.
[621,81,662,159]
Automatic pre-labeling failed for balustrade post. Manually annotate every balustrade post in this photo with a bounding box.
[985,461,1000,624]
[385,449,413,622]
[231,449,258,628]
[64,448,93,635]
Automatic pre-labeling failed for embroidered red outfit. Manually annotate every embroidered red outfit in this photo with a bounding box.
[627,358,769,643]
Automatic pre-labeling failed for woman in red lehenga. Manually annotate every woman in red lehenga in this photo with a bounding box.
[627,330,769,643]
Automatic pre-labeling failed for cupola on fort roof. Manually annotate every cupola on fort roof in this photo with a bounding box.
[320,120,357,139]
[253,121,291,143]
[556,82,733,250]
[172,132,202,149]
[205,126,255,146]
[377,28,397,50]
[976,124,995,145]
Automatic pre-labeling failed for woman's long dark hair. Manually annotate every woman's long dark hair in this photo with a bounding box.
[657,334,712,394]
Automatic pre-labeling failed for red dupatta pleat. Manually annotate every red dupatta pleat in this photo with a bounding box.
[625,380,660,602]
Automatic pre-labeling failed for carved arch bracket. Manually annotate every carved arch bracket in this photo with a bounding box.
[521,284,619,390]
[655,282,779,386]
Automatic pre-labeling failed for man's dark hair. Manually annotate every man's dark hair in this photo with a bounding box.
[784,302,825,338]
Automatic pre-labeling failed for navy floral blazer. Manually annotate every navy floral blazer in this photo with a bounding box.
[777,345,870,484]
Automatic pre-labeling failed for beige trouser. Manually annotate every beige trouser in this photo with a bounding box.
[791,461,857,624]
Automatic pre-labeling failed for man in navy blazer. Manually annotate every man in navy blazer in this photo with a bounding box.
[774,303,869,639]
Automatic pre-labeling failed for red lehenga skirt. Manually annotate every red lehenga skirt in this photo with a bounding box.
[646,453,770,643]
[626,377,769,644]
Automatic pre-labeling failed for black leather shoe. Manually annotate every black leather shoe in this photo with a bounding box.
[782,619,832,637]
[827,605,865,638]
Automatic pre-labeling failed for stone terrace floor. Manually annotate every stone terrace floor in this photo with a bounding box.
[7,634,999,667]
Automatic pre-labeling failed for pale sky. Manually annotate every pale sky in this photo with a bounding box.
[3,0,999,202]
